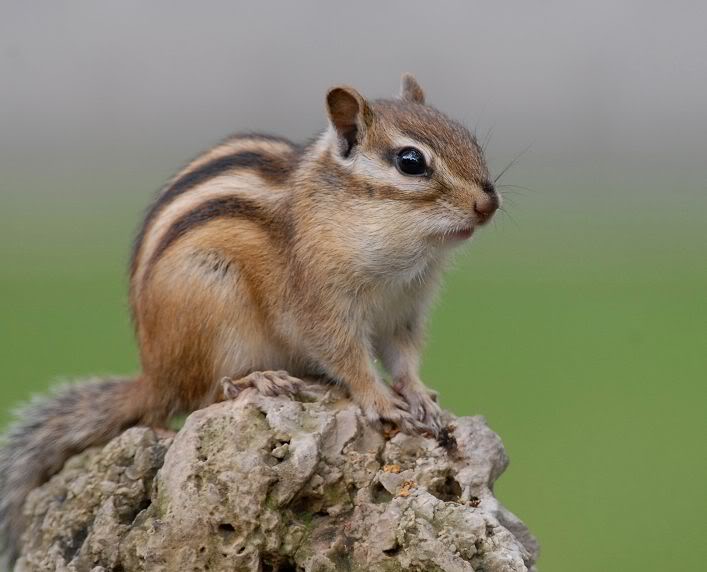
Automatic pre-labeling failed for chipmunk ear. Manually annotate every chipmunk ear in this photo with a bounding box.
[399,73,425,104]
[326,86,371,157]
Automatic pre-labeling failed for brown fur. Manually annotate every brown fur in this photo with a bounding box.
[0,75,500,564]
[128,75,499,430]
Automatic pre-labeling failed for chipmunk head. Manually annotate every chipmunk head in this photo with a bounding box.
[318,74,499,275]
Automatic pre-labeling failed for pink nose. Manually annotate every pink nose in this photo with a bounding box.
[473,186,499,223]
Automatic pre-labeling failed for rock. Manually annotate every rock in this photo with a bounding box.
[16,384,539,572]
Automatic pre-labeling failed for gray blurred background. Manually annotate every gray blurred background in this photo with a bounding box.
[1,2,706,571]
[3,1,706,186]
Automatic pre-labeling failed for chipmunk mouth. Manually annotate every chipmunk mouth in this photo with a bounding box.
[435,226,474,242]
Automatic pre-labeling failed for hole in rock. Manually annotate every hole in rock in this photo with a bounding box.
[218,522,237,543]
[62,526,88,561]
[371,481,393,504]
[383,542,401,557]
[429,475,462,502]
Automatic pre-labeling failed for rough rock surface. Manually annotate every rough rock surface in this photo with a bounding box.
[16,384,539,571]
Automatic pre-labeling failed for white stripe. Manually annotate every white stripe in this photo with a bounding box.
[134,172,281,288]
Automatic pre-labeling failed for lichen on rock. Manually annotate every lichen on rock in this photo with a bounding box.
[16,384,539,571]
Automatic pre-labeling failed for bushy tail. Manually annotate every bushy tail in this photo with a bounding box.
[0,377,147,565]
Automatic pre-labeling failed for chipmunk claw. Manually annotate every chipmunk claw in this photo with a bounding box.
[393,382,443,437]
[359,386,429,436]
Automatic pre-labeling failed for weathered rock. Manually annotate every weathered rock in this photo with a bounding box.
[16,384,539,571]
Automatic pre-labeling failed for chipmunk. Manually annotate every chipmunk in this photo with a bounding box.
[0,74,499,563]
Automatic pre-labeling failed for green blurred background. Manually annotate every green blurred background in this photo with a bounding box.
[1,2,706,570]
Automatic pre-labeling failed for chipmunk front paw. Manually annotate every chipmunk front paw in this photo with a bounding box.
[358,385,427,435]
[392,381,442,436]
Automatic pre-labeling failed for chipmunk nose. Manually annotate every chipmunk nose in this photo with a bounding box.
[473,182,500,223]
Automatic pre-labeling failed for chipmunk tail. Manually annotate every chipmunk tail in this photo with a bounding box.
[0,377,148,566]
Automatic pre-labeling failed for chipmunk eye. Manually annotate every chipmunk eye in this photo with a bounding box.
[395,147,427,176]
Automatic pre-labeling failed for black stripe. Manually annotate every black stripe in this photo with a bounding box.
[130,149,295,276]
[142,195,277,283]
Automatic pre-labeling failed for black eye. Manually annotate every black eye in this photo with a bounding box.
[395,147,427,176]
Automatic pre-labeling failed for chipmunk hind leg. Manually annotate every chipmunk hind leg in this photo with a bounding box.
[221,370,303,400]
